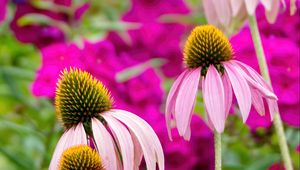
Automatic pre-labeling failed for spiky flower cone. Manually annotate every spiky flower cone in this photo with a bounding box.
[55,68,112,129]
[59,145,103,170]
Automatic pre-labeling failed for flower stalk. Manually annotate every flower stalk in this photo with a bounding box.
[214,131,222,170]
[248,15,293,170]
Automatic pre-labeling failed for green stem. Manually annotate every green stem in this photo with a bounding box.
[248,15,293,170]
[214,131,222,170]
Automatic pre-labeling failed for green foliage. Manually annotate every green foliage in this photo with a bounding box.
[0,24,61,170]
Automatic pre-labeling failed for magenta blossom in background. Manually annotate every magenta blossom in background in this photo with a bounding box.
[0,0,8,24]
[32,43,83,97]
[108,22,187,77]
[10,2,67,48]
[107,0,190,77]
[123,0,189,22]
[10,0,89,48]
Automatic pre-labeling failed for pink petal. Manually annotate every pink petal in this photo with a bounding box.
[201,79,215,131]
[131,133,143,170]
[267,99,279,120]
[203,0,219,25]
[232,60,277,99]
[165,70,188,140]
[107,110,164,170]
[266,0,280,23]
[49,123,87,170]
[91,118,118,170]
[175,68,200,137]
[290,0,296,15]
[230,0,244,16]
[212,0,232,25]
[261,0,272,11]
[245,0,259,15]
[102,115,134,170]
[251,88,265,116]
[182,99,196,140]
[222,71,233,117]
[224,62,252,122]
[203,65,226,133]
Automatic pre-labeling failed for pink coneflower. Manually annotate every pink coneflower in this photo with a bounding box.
[165,25,278,139]
[49,68,164,170]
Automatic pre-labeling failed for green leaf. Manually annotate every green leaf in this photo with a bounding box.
[245,154,280,170]
[0,147,33,170]
[17,14,54,27]
[0,66,35,80]
[116,58,166,82]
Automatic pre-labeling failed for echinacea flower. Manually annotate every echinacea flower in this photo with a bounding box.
[165,25,278,139]
[58,145,103,170]
[49,68,164,170]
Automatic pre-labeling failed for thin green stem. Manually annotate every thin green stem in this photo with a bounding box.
[248,15,293,170]
[214,131,222,170]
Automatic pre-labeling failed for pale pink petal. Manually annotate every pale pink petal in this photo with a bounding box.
[230,0,244,16]
[245,0,259,15]
[203,65,226,133]
[107,110,164,170]
[91,118,118,170]
[202,78,217,131]
[290,0,296,15]
[267,99,279,120]
[165,70,188,140]
[261,0,272,11]
[224,62,252,122]
[231,60,277,99]
[203,0,219,25]
[251,88,265,116]
[175,68,200,137]
[182,97,196,140]
[102,115,134,170]
[266,0,280,23]
[212,0,232,25]
[222,71,233,117]
[131,133,143,170]
[49,123,87,170]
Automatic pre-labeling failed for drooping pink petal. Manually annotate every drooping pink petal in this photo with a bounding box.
[165,70,188,140]
[245,0,259,15]
[232,60,277,99]
[251,88,266,116]
[212,0,232,25]
[261,0,272,11]
[230,0,244,16]
[290,0,297,15]
[222,71,233,117]
[267,99,279,120]
[203,0,219,25]
[224,62,252,122]
[107,110,164,170]
[175,68,200,137]
[202,65,226,133]
[102,114,134,170]
[131,133,143,170]
[201,78,215,131]
[182,95,197,140]
[266,0,280,23]
[49,123,87,170]
[91,118,118,170]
